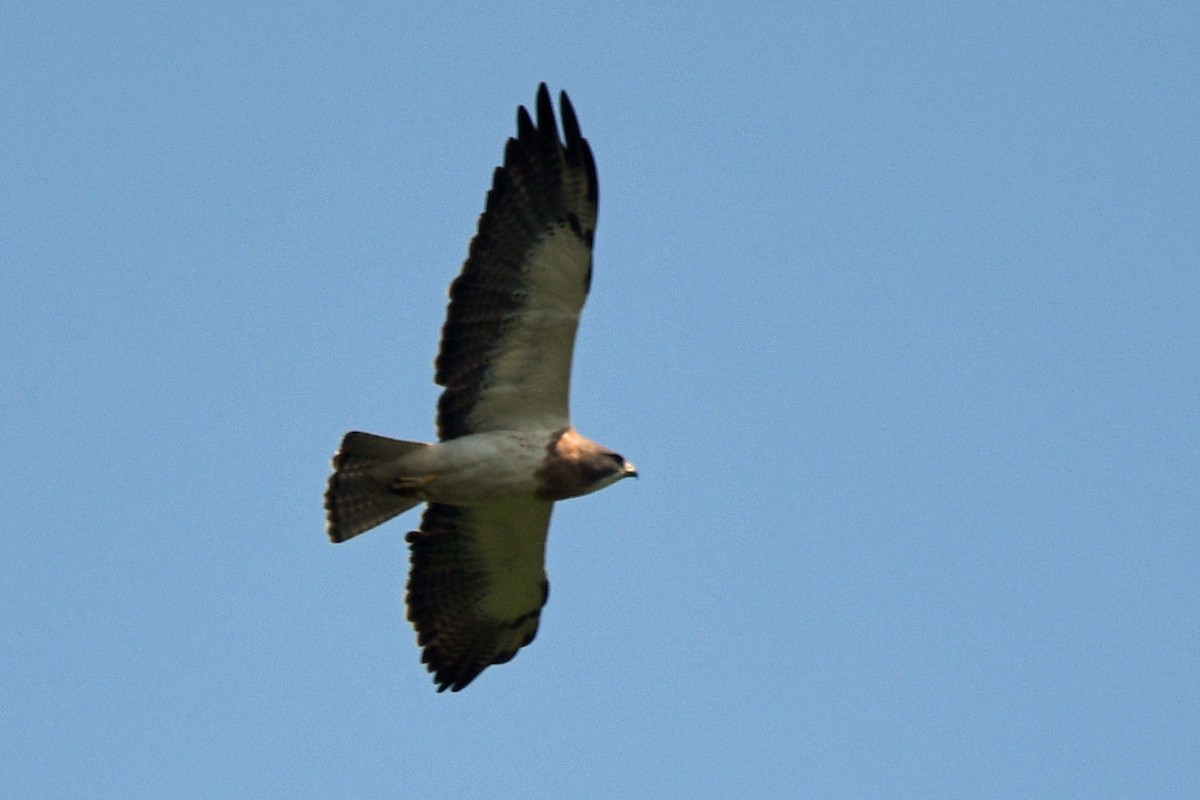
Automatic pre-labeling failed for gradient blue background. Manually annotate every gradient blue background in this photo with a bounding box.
[4,4,1197,797]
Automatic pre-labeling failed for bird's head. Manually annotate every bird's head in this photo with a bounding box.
[544,428,637,499]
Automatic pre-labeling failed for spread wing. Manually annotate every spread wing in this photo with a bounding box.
[435,83,599,440]
[405,500,554,692]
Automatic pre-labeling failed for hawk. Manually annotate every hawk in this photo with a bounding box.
[325,85,636,692]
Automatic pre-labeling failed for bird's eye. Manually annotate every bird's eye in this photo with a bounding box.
[608,453,625,465]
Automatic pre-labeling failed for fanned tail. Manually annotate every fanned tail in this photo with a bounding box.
[325,432,431,543]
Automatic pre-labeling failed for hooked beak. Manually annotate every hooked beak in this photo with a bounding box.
[623,461,638,479]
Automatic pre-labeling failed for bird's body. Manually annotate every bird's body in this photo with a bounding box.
[329,425,626,518]
[325,85,635,692]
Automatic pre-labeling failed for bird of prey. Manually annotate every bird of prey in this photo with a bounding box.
[324,84,637,692]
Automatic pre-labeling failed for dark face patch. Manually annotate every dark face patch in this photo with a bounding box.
[578,456,622,486]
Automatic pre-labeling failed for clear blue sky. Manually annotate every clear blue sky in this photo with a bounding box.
[3,4,1197,798]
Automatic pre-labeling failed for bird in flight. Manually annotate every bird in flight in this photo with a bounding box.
[325,84,637,692]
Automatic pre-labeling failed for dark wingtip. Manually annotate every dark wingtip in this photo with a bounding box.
[535,82,559,144]
[516,104,535,141]
[555,87,598,209]
[427,656,482,693]
[559,90,581,145]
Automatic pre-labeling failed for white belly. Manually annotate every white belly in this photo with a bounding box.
[416,430,552,506]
